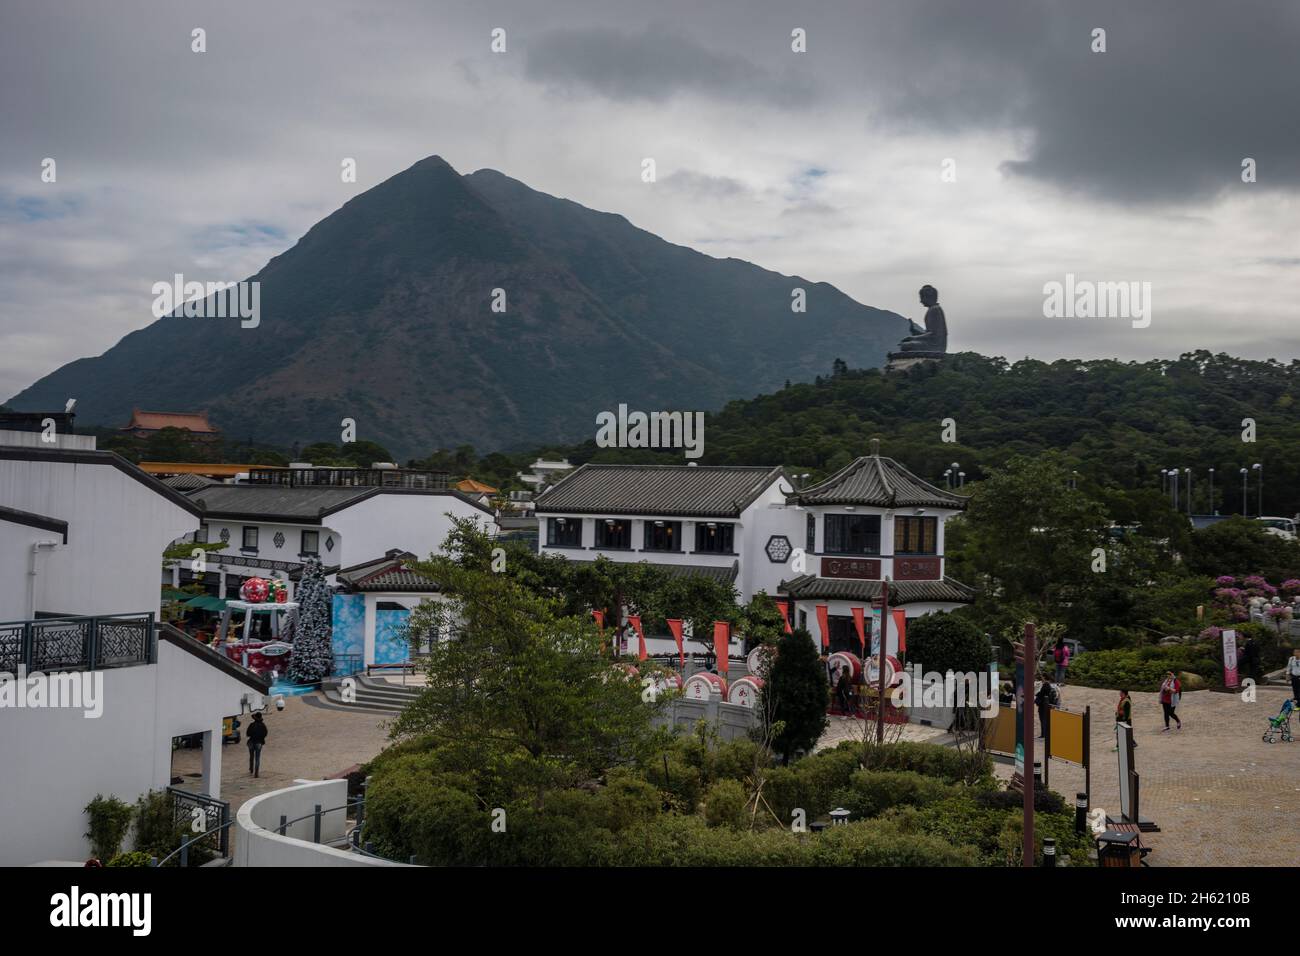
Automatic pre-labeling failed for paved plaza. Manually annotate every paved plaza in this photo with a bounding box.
[991,684,1300,867]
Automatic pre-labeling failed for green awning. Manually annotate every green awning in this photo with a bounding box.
[182,595,228,611]
[162,588,191,601]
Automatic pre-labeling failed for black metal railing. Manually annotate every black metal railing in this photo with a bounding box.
[0,613,155,673]
[167,786,231,858]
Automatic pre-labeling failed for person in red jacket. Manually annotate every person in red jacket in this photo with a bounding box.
[1159,671,1182,732]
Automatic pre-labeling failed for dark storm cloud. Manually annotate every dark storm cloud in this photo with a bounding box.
[520,0,1300,205]
[523,23,818,106]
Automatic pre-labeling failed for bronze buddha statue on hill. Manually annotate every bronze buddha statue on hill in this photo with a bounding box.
[897,284,947,353]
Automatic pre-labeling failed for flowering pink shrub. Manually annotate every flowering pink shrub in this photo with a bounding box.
[1282,579,1300,594]
[1198,625,1222,641]
[1243,575,1270,590]
[1215,575,1238,587]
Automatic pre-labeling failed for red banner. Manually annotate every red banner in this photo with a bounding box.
[775,599,793,634]
[667,618,684,669]
[815,605,830,650]
[713,621,731,674]
[851,606,866,652]
[629,615,647,661]
[892,609,907,654]
[592,609,605,630]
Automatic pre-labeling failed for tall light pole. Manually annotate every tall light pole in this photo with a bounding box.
[1208,468,1215,516]
[944,468,953,489]
[1253,463,1263,517]
[958,471,966,489]
[1184,468,1192,517]
[1240,468,1249,516]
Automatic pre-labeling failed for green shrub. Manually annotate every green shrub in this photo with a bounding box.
[808,818,978,866]
[907,613,992,676]
[703,779,749,830]
[1068,645,1219,690]
[84,794,133,862]
[858,740,992,784]
[831,770,957,820]
[106,851,154,867]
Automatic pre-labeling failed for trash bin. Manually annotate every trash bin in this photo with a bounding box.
[1096,829,1141,867]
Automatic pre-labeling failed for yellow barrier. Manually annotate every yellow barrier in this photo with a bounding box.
[1048,708,1086,766]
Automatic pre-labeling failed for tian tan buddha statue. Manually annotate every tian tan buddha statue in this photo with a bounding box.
[888,285,948,371]
[897,284,947,353]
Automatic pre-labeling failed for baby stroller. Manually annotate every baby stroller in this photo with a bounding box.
[1262,698,1294,743]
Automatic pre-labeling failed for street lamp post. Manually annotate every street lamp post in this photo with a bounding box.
[1253,463,1263,517]
[1185,468,1192,518]
[1240,468,1249,517]
[1208,468,1215,516]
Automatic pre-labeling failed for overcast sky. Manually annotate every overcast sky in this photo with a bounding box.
[2,0,1298,401]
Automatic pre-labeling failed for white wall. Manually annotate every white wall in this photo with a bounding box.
[0,455,197,619]
[327,492,494,565]
[235,779,409,867]
[0,639,257,866]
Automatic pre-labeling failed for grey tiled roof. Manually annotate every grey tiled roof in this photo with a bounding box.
[189,485,491,522]
[163,473,215,491]
[778,574,975,605]
[189,485,375,521]
[789,455,967,509]
[535,464,787,518]
[336,551,440,592]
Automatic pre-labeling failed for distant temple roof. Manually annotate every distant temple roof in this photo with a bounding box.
[123,409,219,434]
[455,477,499,495]
[788,452,967,509]
[535,464,788,518]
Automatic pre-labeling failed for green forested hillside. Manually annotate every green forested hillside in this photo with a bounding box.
[536,350,1300,518]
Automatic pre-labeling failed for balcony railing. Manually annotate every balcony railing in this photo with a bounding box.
[245,467,448,490]
[0,612,155,674]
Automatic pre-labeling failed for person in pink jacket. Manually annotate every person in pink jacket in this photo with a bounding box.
[1159,671,1182,732]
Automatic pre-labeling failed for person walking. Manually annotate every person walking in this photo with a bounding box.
[1112,689,1134,751]
[1286,649,1300,704]
[836,667,854,715]
[246,711,268,778]
[1034,678,1057,739]
[1159,671,1182,732]
[1053,641,1071,685]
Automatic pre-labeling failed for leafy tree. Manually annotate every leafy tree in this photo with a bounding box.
[906,613,991,675]
[763,627,829,763]
[391,522,661,803]
[288,556,334,683]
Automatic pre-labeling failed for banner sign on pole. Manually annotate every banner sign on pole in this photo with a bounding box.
[1221,628,1239,688]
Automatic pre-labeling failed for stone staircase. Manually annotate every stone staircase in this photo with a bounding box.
[313,673,424,715]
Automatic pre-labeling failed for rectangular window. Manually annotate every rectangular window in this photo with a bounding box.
[806,513,816,552]
[546,517,582,547]
[894,516,938,555]
[824,514,881,555]
[595,519,631,549]
[643,520,681,552]
[694,522,735,554]
[195,525,209,544]
[242,526,259,551]
[301,530,320,555]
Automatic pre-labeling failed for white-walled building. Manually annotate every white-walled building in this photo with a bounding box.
[171,479,496,601]
[0,440,267,865]
[533,451,974,657]
[779,448,973,655]
[0,444,202,619]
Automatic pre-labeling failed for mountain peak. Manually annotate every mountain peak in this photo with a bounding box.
[8,162,907,457]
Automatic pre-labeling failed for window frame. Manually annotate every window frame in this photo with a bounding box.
[546,517,583,548]
[893,516,938,555]
[824,513,881,556]
[241,525,259,552]
[643,520,682,553]
[694,522,736,554]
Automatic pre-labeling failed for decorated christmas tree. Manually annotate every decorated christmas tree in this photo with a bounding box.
[288,556,334,683]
